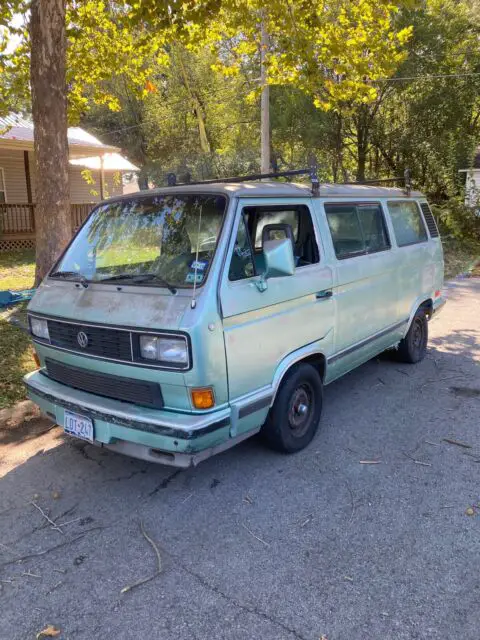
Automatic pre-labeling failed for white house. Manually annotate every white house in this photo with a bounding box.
[0,114,138,251]
[459,148,480,207]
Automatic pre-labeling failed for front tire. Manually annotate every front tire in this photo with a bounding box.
[396,310,428,363]
[261,363,323,453]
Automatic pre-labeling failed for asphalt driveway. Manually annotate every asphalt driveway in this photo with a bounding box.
[1,278,479,640]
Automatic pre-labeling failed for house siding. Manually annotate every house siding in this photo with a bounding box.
[465,170,480,207]
[0,149,123,204]
[0,149,30,202]
[69,166,123,203]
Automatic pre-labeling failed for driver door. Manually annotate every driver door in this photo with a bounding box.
[220,198,334,431]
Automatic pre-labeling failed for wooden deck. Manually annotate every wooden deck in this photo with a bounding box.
[0,203,95,250]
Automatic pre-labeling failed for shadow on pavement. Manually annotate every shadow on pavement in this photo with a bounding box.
[0,287,479,640]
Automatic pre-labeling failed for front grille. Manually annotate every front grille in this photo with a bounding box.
[48,320,132,361]
[420,202,439,238]
[45,359,164,409]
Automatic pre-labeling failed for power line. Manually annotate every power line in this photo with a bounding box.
[376,71,480,82]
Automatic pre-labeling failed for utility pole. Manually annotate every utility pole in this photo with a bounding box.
[260,19,270,174]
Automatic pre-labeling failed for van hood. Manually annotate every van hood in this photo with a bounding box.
[28,280,192,331]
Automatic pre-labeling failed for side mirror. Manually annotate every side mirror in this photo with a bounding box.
[256,238,295,291]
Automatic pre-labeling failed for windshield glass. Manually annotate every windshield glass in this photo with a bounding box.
[52,194,227,288]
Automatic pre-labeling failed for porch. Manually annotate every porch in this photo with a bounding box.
[0,203,95,251]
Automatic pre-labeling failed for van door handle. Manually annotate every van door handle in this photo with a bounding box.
[316,290,333,300]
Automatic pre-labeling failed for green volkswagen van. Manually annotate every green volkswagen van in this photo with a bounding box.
[24,174,445,467]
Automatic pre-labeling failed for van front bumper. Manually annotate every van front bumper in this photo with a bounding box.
[24,370,251,468]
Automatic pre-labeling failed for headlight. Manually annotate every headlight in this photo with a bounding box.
[139,335,188,365]
[30,317,50,341]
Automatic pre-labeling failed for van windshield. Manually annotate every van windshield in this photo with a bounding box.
[51,194,227,290]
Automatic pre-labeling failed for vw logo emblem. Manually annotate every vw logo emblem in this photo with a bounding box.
[77,331,89,348]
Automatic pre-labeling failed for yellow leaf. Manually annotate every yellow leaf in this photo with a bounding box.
[465,507,475,516]
[36,626,61,639]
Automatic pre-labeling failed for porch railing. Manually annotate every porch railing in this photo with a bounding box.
[0,203,95,236]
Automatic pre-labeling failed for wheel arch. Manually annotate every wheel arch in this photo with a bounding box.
[404,296,433,335]
[271,345,326,407]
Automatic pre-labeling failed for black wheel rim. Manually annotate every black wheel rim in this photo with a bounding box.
[412,317,425,354]
[288,382,314,438]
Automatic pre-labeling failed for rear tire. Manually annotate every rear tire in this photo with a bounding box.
[261,363,323,453]
[396,310,428,363]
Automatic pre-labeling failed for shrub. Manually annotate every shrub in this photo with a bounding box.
[432,198,480,241]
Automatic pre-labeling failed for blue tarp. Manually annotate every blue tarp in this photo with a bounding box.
[0,289,36,307]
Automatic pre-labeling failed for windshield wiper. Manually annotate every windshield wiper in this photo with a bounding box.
[49,270,88,288]
[98,273,177,294]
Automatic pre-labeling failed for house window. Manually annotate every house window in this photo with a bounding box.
[0,168,6,203]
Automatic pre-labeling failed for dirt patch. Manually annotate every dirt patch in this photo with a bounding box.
[0,400,54,445]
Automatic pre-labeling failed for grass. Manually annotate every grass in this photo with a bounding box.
[442,237,480,279]
[0,304,36,409]
[0,250,36,409]
[0,237,479,410]
[0,249,36,291]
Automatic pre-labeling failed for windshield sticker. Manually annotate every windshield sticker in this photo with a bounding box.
[189,259,208,271]
[185,272,204,284]
[234,246,251,259]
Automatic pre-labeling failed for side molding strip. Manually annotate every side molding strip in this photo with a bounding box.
[238,396,272,419]
[327,319,408,365]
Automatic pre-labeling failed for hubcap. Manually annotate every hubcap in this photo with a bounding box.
[412,318,424,351]
[288,383,314,437]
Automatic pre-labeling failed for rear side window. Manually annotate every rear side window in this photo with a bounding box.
[325,203,390,259]
[387,201,428,246]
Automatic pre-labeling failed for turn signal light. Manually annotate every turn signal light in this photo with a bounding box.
[191,387,215,410]
[33,351,41,369]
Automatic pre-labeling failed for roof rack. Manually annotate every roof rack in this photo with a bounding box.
[166,167,412,197]
[344,169,412,195]
[167,164,321,196]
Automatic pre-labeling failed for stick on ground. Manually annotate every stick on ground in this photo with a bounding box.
[242,523,270,547]
[30,502,63,534]
[121,521,162,594]
[442,438,472,449]
[0,526,104,569]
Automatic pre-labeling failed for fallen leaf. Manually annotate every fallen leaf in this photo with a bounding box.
[52,491,61,500]
[36,625,61,639]
[465,507,475,516]
[33,493,40,500]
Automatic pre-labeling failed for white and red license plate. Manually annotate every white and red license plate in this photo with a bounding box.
[64,410,94,443]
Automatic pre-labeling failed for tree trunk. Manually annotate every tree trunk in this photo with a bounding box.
[30,0,71,286]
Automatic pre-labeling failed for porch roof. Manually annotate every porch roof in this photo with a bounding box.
[0,114,119,158]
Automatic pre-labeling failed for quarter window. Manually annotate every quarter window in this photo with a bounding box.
[228,215,255,281]
[325,203,390,259]
[387,201,428,246]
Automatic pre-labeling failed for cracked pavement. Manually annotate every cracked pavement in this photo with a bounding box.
[1,278,479,640]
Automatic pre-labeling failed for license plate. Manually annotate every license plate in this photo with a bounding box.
[64,410,94,443]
